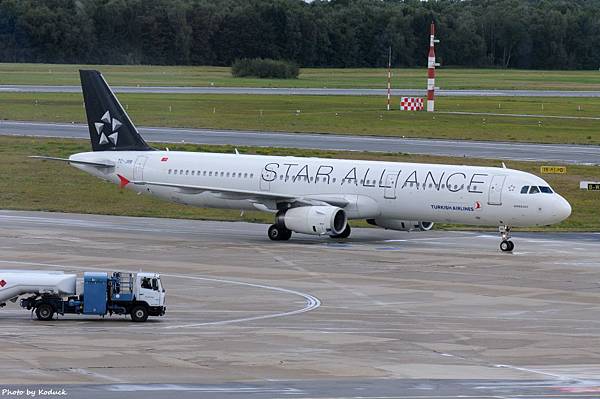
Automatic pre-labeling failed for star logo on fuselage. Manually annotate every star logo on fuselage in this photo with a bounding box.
[94,110,122,146]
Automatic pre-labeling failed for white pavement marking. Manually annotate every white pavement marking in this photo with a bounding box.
[106,384,302,393]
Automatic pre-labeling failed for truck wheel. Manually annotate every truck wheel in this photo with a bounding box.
[35,303,54,321]
[130,305,149,322]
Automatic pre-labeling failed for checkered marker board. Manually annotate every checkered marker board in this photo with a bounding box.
[0,279,6,288]
[400,97,424,111]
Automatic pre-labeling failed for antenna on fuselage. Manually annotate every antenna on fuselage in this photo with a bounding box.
[502,162,507,168]
[235,148,240,155]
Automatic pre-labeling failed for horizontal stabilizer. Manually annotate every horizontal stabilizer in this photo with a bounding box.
[29,156,115,168]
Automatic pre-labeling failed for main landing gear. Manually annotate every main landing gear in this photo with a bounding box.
[268,224,292,241]
[499,225,514,252]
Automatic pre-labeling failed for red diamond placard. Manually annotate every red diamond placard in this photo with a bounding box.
[0,279,6,288]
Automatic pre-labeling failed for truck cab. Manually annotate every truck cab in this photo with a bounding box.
[133,272,166,319]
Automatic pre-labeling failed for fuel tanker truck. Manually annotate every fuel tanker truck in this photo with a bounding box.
[0,270,166,322]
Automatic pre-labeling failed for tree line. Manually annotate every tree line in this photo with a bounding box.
[1,0,599,69]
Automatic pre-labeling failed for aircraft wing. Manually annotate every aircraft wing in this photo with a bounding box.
[29,156,115,168]
[129,178,349,208]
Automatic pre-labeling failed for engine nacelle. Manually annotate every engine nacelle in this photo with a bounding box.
[366,218,434,232]
[279,206,347,236]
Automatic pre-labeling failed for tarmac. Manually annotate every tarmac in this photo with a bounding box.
[3,120,600,165]
[1,210,600,398]
[2,85,600,97]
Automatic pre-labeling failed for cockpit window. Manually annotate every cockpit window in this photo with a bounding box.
[529,186,540,194]
[520,186,529,194]
[539,186,553,194]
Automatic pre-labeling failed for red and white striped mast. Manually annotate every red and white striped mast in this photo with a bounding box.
[386,46,392,111]
[426,22,440,112]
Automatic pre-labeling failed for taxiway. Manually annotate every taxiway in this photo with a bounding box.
[2,85,600,97]
[1,210,600,398]
[3,120,600,165]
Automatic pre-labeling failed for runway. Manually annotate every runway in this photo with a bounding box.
[1,210,600,398]
[3,120,600,165]
[2,85,600,97]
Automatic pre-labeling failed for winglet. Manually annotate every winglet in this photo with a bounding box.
[117,174,130,189]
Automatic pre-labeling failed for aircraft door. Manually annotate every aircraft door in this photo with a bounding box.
[260,176,270,191]
[384,172,399,199]
[133,156,147,181]
[488,175,506,205]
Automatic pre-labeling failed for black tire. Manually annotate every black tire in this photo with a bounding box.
[268,224,292,241]
[35,303,54,321]
[500,240,513,252]
[130,305,149,322]
[331,224,351,239]
[279,228,292,241]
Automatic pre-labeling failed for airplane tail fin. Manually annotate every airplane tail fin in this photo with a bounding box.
[79,70,152,152]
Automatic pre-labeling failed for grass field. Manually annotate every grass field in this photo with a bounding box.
[2,92,600,145]
[2,63,600,91]
[1,135,598,231]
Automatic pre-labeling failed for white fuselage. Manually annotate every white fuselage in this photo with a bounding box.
[70,150,571,228]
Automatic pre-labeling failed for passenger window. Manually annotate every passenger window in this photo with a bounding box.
[209,171,212,176]
[180,169,184,174]
[529,186,540,194]
[203,171,206,176]
[191,171,195,175]
[226,172,230,177]
[521,186,529,194]
[220,172,224,177]
[168,169,172,174]
[250,174,254,178]
[244,173,248,178]
[332,178,336,183]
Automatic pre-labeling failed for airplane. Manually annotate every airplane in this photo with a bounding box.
[32,70,572,252]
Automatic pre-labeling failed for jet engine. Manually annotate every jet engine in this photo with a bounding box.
[366,218,434,232]
[279,206,347,236]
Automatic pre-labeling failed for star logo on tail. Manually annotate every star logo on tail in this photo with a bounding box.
[94,110,122,146]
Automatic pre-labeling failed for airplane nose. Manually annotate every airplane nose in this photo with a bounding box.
[555,195,572,222]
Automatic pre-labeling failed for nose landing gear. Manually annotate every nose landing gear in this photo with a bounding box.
[499,225,514,252]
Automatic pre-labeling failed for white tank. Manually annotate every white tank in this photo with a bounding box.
[0,270,77,304]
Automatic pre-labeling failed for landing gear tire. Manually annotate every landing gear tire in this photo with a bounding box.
[130,305,149,322]
[500,240,514,252]
[35,303,54,321]
[330,224,351,239]
[268,224,292,241]
[498,225,514,252]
